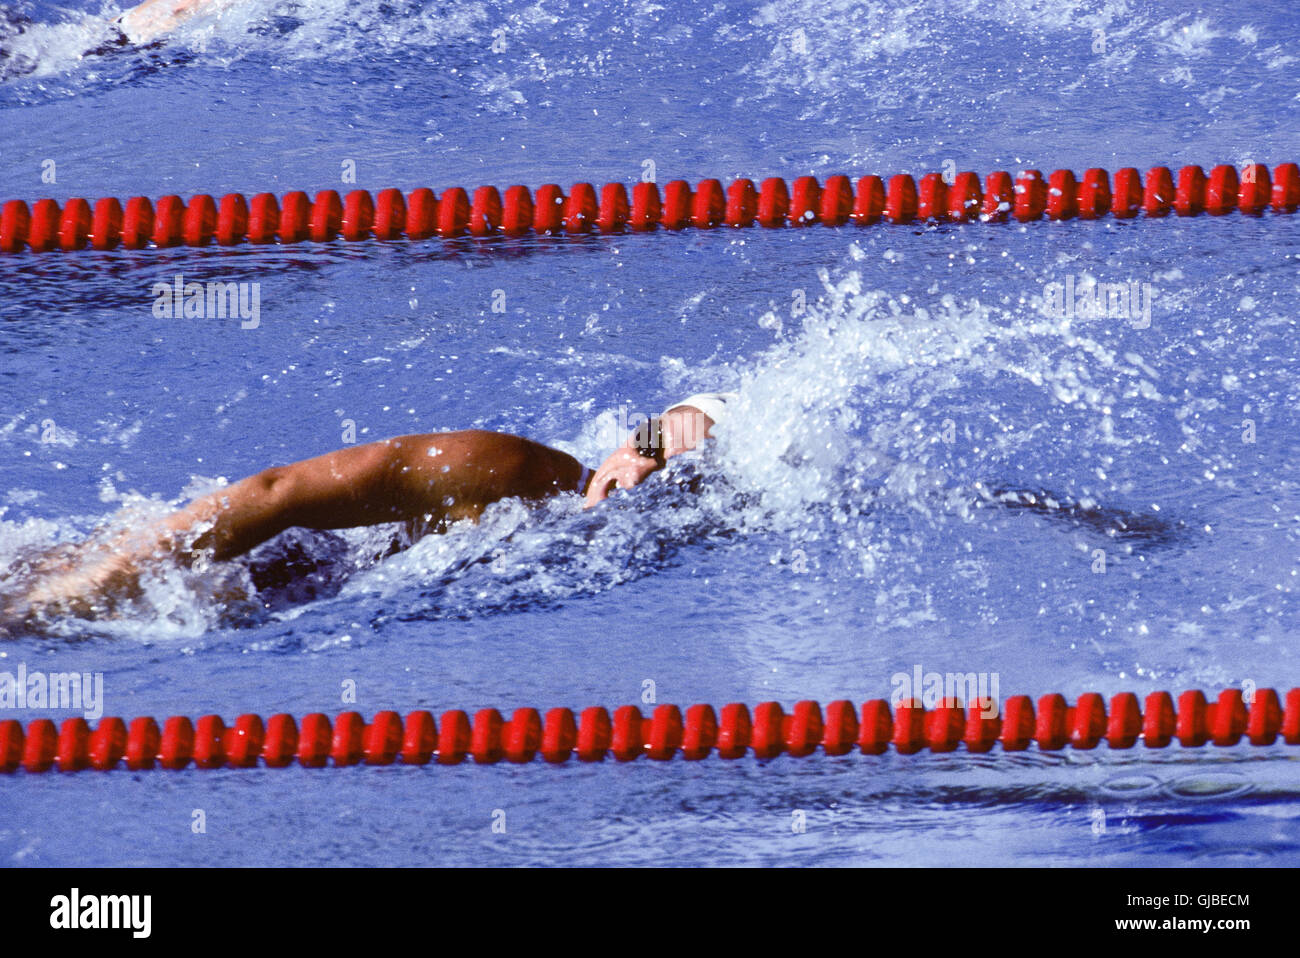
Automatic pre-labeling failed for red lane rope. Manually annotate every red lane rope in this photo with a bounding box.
[2,687,1298,772]
[1,162,1296,254]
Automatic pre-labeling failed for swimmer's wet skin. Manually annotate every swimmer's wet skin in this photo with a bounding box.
[4,396,732,627]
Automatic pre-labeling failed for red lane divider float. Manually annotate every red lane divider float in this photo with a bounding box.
[1,162,1297,254]
[2,687,1298,773]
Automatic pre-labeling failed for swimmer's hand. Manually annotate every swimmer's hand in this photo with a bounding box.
[583,447,662,509]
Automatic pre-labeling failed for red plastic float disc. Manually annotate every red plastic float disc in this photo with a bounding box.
[58,198,92,251]
[89,717,126,770]
[724,178,757,227]
[1281,689,1300,744]
[541,707,576,763]
[1245,689,1281,746]
[1174,165,1206,216]
[964,697,1001,752]
[278,191,312,243]
[0,719,25,772]
[159,716,195,770]
[533,184,565,233]
[504,708,542,763]
[757,177,789,227]
[925,700,963,752]
[576,706,612,761]
[56,718,90,772]
[681,704,718,760]
[999,695,1035,751]
[821,700,858,755]
[470,708,504,764]
[399,711,436,765]
[1238,164,1270,215]
[297,713,332,767]
[1069,693,1106,749]
[363,711,402,765]
[629,182,661,231]
[91,197,123,250]
[917,173,947,222]
[1106,692,1142,748]
[947,171,981,222]
[263,714,300,767]
[1013,170,1045,221]
[1046,170,1077,220]
[692,178,725,229]
[787,700,824,757]
[404,188,438,240]
[342,189,375,241]
[852,175,885,224]
[610,705,644,761]
[891,699,925,754]
[309,189,343,242]
[980,171,1012,222]
[183,194,217,246]
[1077,168,1111,220]
[884,174,917,224]
[647,704,683,760]
[857,700,892,754]
[194,714,227,769]
[1035,694,1069,749]
[562,183,597,234]
[469,186,501,236]
[436,709,470,765]
[216,193,249,245]
[331,711,365,766]
[437,187,470,237]
[1142,166,1174,217]
[247,193,280,244]
[0,200,30,252]
[124,717,159,771]
[1175,690,1209,747]
[660,179,692,230]
[820,174,853,226]
[225,714,265,768]
[23,719,57,773]
[716,703,752,759]
[597,183,629,233]
[372,188,406,240]
[29,198,62,252]
[501,185,534,235]
[1205,164,1238,215]
[789,175,821,226]
[750,702,785,759]
[1271,163,1299,213]
[1210,689,1246,746]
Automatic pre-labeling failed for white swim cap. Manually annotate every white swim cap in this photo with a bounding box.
[663,392,739,426]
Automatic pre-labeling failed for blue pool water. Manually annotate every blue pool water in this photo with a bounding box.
[1,0,1299,866]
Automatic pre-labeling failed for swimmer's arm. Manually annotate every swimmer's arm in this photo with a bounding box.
[165,430,577,560]
[146,440,412,562]
[116,0,236,43]
[583,405,717,508]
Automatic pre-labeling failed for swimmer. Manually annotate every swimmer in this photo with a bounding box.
[3,393,737,626]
